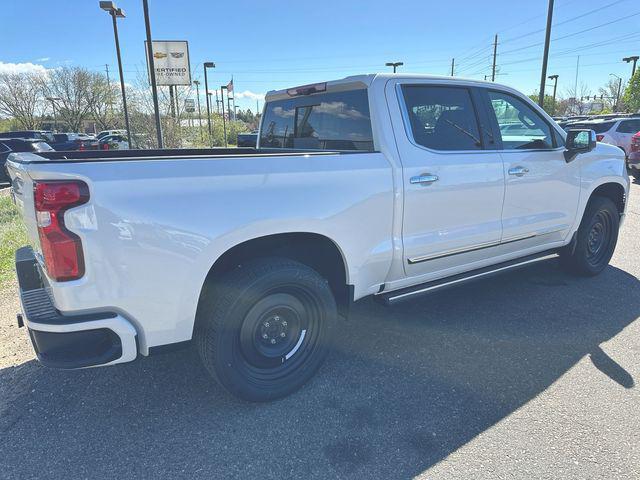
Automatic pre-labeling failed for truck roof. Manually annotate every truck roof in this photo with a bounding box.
[265,73,511,101]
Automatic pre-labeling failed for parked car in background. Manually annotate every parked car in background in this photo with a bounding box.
[628,131,640,181]
[7,74,629,402]
[237,131,258,147]
[0,138,53,183]
[49,133,99,151]
[99,133,129,150]
[97,129,127,140]
[0,130,54,142]
[565,117,640,157]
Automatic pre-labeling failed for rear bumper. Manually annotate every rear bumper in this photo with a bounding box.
[16,246,138,368]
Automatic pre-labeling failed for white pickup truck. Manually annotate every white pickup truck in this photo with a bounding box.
[7,74,629,401]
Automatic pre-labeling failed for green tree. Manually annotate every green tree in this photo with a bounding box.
[622,70,640,113]
[528,93,556,115]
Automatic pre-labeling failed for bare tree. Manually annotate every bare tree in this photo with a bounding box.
[598,78,627,111]
[563,83,592,115]
[44,67,110,132]
[0,72,46,129]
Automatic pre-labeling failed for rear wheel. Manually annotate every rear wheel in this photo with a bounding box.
[560,196,619,276]
[196,257,337,402]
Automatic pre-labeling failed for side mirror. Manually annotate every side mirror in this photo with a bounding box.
[564,129,596,162]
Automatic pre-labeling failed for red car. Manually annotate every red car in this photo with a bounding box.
[628,131,640,181]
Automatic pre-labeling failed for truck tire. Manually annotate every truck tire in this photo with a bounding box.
[560,196,619,276]
[196,257,337,402]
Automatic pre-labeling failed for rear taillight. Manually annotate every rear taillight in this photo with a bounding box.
[596,134,604,142]
[33,181,89,281]
[102,143,109,150]
[78,142,86,151]
[632,134,640,153]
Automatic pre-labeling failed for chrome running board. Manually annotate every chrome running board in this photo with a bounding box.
[378,251,558,305]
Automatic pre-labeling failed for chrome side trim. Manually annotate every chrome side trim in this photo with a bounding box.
[389,254,558,303]
[407,227,566,265]
[407,239,501,264]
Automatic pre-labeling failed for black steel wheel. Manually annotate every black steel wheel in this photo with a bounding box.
[196,257,337,402]
[560,196,619,276]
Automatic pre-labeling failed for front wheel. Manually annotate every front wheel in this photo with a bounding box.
[196,257,337,402]
[560,196,619,276]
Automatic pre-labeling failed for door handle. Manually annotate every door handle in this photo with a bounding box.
[410,174,439,185]
[508,166,529,177]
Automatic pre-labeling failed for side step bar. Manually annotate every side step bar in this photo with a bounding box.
[377,250,559,306]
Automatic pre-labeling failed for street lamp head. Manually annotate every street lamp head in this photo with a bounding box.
[193,80,200,85]
[204,62,215,68]
[623,56,639,63]
[99,1,116,12]
[548,74,558,80]
[114,7,125,18]
[385,62,403,67]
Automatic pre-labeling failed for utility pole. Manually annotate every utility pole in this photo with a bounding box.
[215,90,220,115]
[142,0,163,148]
[256,99,259,116]
[611,74,623,111]
[623,56,639,77]
[193,80,203,144]
[450,58,455,77]
[491,35,498,82]
[548,74,559,115]
[104,64,114,115]
[538,0,554,108]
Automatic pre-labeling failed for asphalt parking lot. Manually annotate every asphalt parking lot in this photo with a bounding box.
[0,181,638,480]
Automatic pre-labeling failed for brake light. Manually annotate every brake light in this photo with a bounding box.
[632,134,640,153]
[102,143,109,150]
[596,134,604,142]
[78,142,86,151]
[33,181,89,281]
[286,82,327,97]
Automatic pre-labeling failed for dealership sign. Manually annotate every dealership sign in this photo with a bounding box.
[145,40,191,86]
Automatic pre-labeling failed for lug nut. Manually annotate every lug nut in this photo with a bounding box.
[281,321,288,327]
[270,339,276,344]
[280,332,286,337]
[262,334,268,339]
[264,322,270,328]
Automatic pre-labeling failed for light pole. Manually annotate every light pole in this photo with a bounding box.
[193,80,204,144]
[100,2,133,147]
[203,62,215,146]
[46,97,61,132]
[142,0,163,148]
[385,62,403,73]
[623,56,639,77]
[548,74,559,115]
[610,73,623,111]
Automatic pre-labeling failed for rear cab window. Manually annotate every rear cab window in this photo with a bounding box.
[259,88,374,151]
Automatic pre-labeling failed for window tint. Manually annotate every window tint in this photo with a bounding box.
[487,91,554,150]
[259,89,374,151]
[617,120,640,134]
[401,86,481,151]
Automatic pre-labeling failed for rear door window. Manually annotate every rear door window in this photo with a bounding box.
[616,120,640,134]
[260,89,374,151]
[400,85,482,151]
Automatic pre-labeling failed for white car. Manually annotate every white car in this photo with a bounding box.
[96,129,127,140]
[99,133,129,150]
[7,74,629,401]
[569,117,640,157]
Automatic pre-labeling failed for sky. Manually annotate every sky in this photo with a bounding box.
[1,0,639,113]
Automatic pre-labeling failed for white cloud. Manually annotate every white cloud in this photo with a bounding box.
[35,57,50,62]
[234,90,265,101]
[0,61,48,75]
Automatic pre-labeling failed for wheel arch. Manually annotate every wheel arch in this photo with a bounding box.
[195,232,352,329]
[589,181,627,215]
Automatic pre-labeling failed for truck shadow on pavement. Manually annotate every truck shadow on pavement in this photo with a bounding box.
[0,259,638,479]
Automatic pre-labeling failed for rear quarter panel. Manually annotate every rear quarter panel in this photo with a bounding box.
[15,153,394,352]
